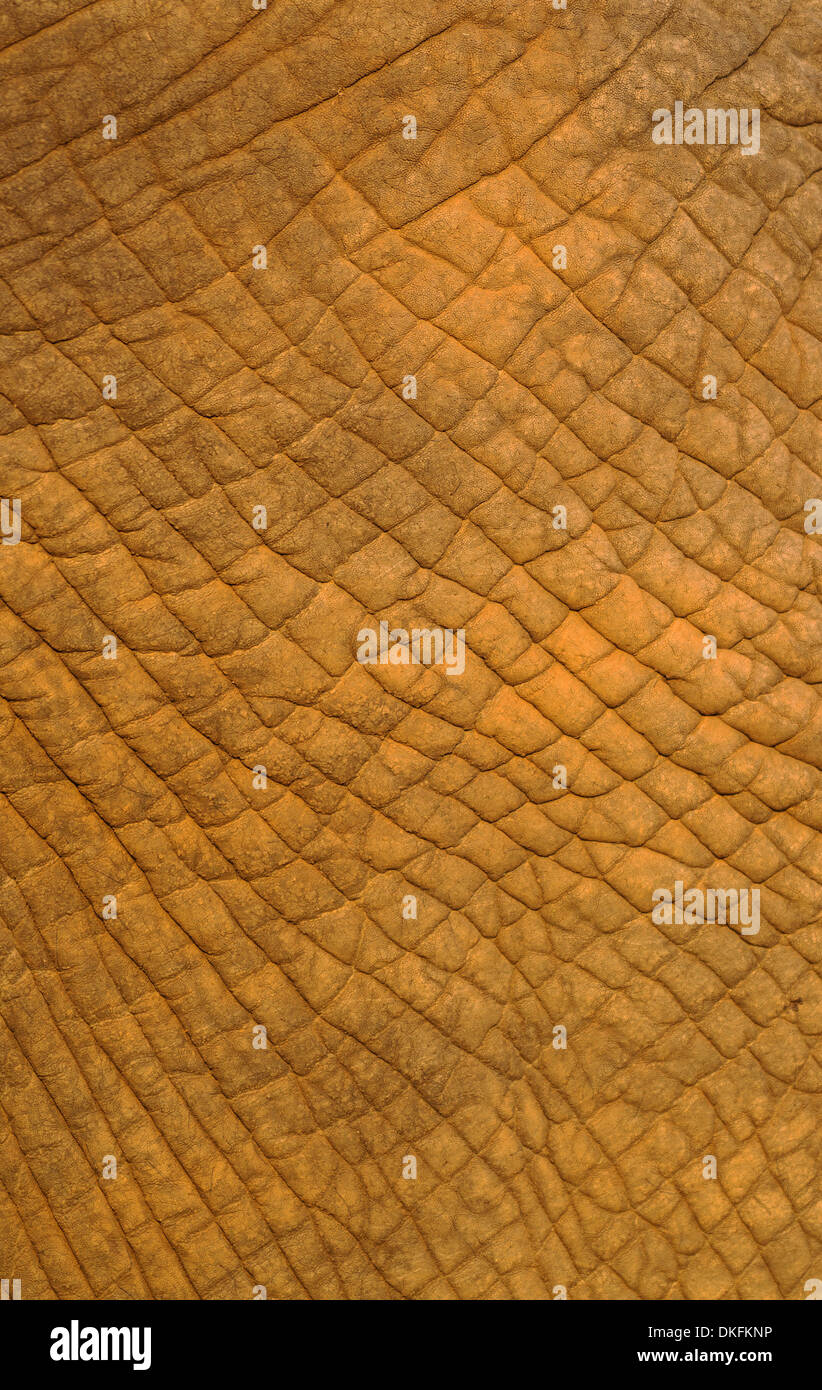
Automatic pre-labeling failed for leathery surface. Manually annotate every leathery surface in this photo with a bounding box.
[0,0,820,1301]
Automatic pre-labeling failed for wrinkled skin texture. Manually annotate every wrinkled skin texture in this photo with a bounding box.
[0,0,821,1301]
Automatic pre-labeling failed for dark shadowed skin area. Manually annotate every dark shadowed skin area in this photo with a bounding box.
[0,0,820,1300]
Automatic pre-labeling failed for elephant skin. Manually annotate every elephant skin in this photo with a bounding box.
[0,0,820,1301]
